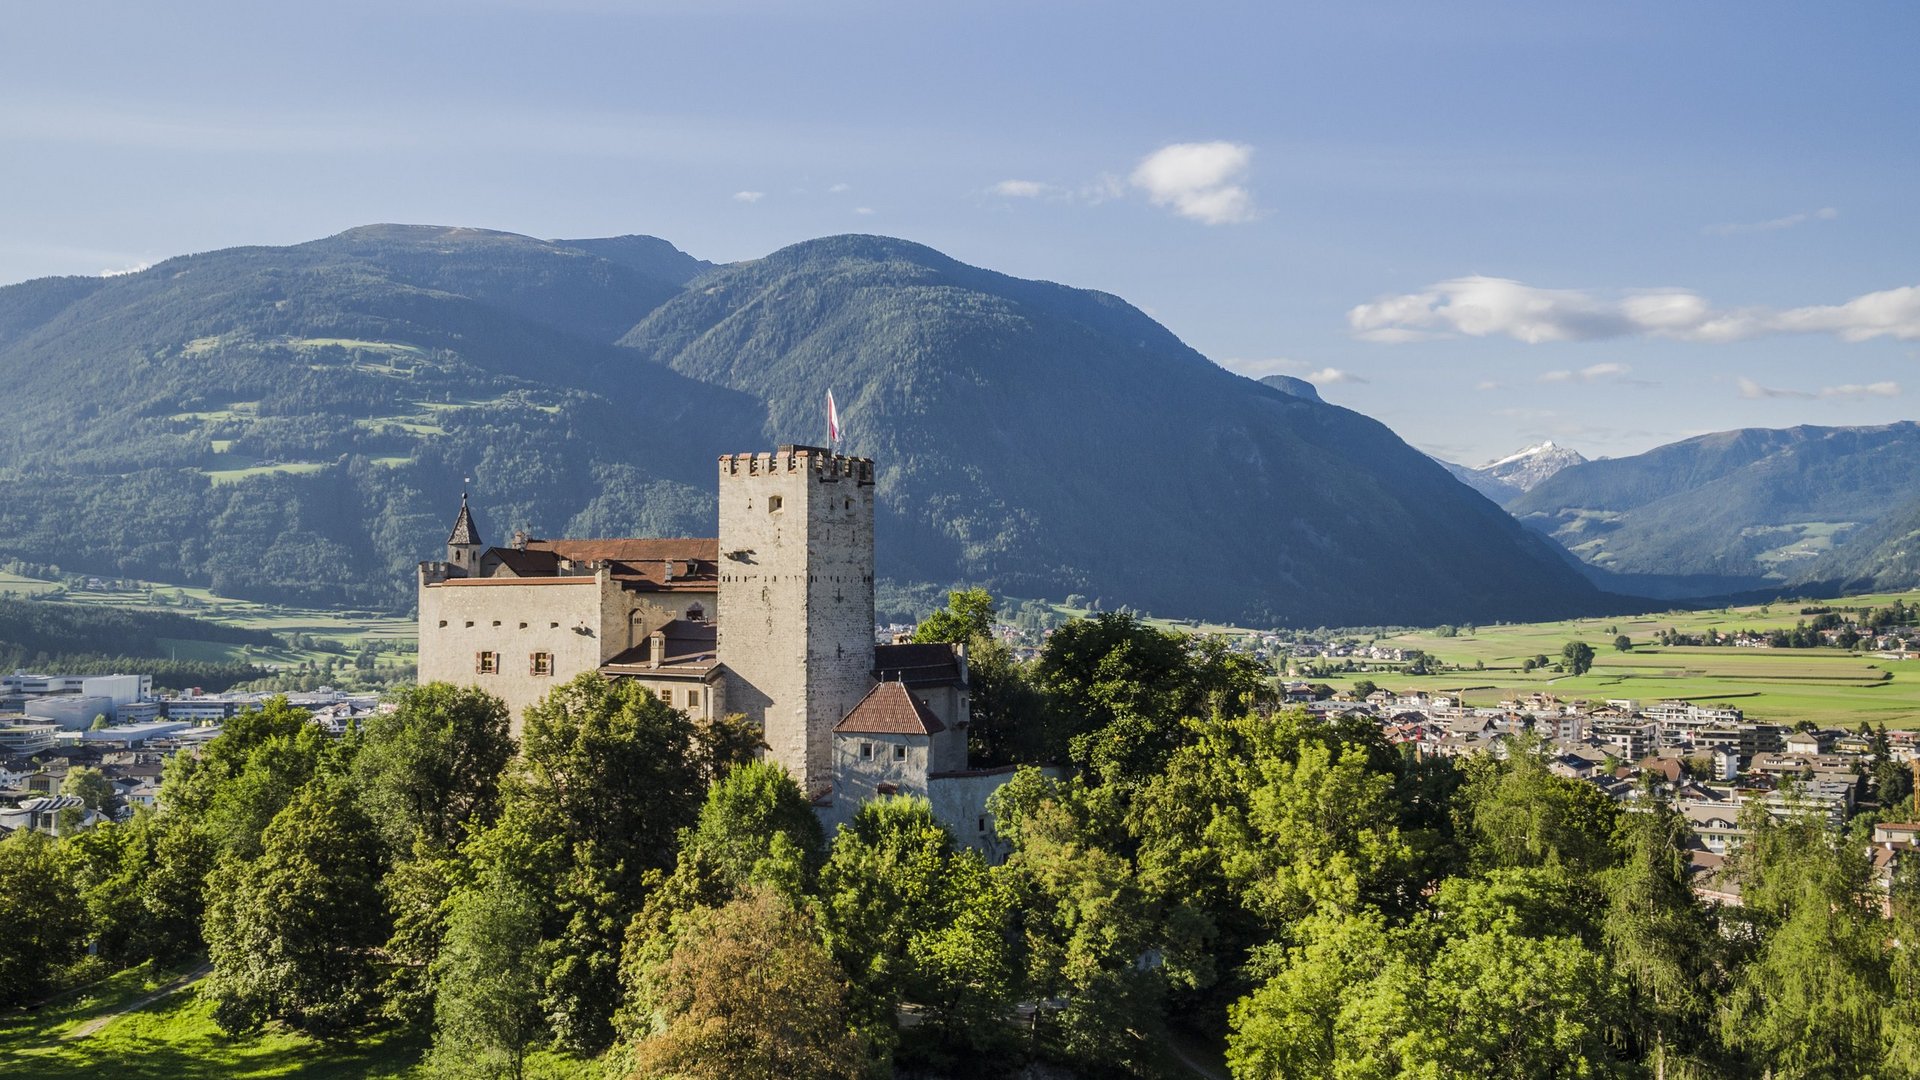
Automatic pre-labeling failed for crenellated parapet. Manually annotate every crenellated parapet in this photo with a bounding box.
[718,445,874,485]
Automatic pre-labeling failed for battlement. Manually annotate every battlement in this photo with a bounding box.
[718,445,874,484]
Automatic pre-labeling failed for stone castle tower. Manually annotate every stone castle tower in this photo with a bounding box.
[715,446,876,794]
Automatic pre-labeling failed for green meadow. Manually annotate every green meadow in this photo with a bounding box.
[0,961,604,1080]
[1302,590,1920,728]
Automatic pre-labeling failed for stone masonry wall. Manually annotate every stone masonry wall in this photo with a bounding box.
[715,448,875,792]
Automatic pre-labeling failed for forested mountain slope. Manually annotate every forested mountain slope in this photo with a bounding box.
[1508,422,1920,593]
[0,227,1603,624]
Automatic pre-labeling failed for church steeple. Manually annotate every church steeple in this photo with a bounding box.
[447,492,483,574]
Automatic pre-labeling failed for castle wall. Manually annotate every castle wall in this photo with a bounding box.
[417,574,607,731]
[716,448,876,792]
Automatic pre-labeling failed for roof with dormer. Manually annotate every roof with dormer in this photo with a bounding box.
[448,495,481,546]
[834,680,946,736]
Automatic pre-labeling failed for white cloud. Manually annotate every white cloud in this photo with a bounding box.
[1475,380,1504,391]
[1129,141,1257,225]
[1737,377,1812,400]
[99,261,151,277]
[1736,378,1900,400]
[1351,276,1920,345]
[1705,206,1838,236]
[1821,381,1900,398]
[853,206,875,216]
[1539,362,1630,384]
[1304,367,1367,385]
[731,190,765,203]
[990,179,1057,198]
[828,182,850,193]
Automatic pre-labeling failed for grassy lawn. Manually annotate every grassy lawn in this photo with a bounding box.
[0,962,607,1080]
[203,462,329,486]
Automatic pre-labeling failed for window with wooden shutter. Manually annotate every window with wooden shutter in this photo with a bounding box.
[476,651,498,674]
[530,652,552,676]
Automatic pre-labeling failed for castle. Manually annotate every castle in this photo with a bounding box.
[418,445,1014,849]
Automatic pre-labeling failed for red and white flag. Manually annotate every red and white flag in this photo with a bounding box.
[827,389,841,444]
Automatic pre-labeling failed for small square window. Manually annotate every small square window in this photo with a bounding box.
[476,651,498,675]
[661,688,674,706]
[892,744,907,762]
[437,620,447,628]
[530,652,553,677]
[465,621,475,628]
[860,742,873,760]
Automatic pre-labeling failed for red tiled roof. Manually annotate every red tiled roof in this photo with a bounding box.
[484,537,721,590]
[834,681,945,736]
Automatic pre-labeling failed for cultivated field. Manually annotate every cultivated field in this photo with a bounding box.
[1303,590,1920,729]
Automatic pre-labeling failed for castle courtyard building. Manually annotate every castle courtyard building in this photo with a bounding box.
[416,445,1002,840]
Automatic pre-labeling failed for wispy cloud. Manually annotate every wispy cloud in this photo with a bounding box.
[731,190,765,203]
[827,182,850,193]
[1130,142,1257,225]
[990,179,1058,199]
[1539,362,1630,384]
[853,206,875,216]
[1705,206,1838,236]
[1304,366,1367,385]
[99,261,151,277]
[1220,356,1307,378]
[1351,276,1920,345]
[1737,377,1900,400]
[1475,380,1504,391]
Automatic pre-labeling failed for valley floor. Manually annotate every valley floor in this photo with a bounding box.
[1305,589,1920,728]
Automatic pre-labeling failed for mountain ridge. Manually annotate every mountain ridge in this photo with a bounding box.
[0,225,1607,625]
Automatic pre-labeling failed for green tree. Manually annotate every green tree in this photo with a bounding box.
[1230,872,1626,1079]
[0,829,87,1007]
[490,673,711,1053]
[912,587,996,644]
[353,681,514,855]
[202,776,389,1036]
[1886,859,1920,1076]
[1602,797,1726,1076]
[1613,634,1634,652]
[630,889,867,1080]
[1563,640,1597,676]
[988,781,1169,1075]
[160,696,332,860]
[429,849,550,1080]
[1721,809,1890,1079]
[815,797,1020,1070]
[61,765,121,817]
[1456,739,1619,881]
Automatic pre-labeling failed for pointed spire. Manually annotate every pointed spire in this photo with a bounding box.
[447,492,481,547]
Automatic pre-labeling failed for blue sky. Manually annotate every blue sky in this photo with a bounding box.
[4,1,1915,463]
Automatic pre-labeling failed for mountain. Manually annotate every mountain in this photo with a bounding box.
[1436,460,1524,504]
[0,226,1606,626]
[1480,442,1588,493]
[1509,422,1920,594]
[1258,374,1323,403]
[615,234,1601,624]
